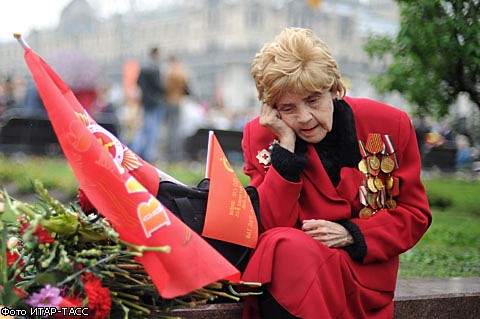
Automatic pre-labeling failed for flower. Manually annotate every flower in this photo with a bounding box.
[5,251,21,267]
[25,285,62,308]
[6,237,19,250]
[33,225,55,244]
[77,188,97,214]
[0,180,245,318]
[82,273,111,319]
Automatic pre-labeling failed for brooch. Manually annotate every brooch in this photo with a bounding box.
[256,139,278,172]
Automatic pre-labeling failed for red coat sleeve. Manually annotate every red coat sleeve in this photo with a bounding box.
[242,120,304,230]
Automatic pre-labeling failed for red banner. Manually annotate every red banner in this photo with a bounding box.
[204,132,258,248]
[23,47,239,298]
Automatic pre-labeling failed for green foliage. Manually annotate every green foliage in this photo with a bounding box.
[0,154,78,195]
[399,208,480,278]
[363,0,480,118]
[399,178,480,278]
[423,178,479,216]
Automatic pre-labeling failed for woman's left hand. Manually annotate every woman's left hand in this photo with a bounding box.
[302,219,354,248]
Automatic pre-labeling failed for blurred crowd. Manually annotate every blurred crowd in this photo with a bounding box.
[414,116,479,176]
[0,49,256,165]
[2,49,477,173]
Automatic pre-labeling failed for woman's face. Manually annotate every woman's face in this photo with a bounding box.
[275,90,334,144]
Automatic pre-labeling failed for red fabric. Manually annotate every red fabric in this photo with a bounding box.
[23,47,240,298]
[203,132,258,248]
[240,97,431,318]
[74,90,97,114]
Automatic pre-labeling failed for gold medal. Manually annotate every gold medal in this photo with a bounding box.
[386,198,397,209]
[385,176,394,190]
[367,177,378,193]
[359,207,373,219]
[368,155,380,171]
[367,193,378,209]
[358,159,368,174]
[374,176,384,190]
[381,156,395,174]
[387,176,400,196]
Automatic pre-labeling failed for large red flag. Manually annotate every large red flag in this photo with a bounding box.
[203,131,258,248]
[21,45,240,298]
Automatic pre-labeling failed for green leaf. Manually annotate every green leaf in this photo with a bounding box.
[1,281,23,307]
[1,189,19,223]
[34,271,67,287]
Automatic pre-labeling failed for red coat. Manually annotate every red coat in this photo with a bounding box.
[240,97,431,318]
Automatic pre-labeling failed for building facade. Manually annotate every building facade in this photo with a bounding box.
[0,0,400,115]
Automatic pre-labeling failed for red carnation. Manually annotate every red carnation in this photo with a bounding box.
[34,226,55,244]
[6,251,24,281]
[81,273,111,319]
[77,188,97,214]
[13,287,27,298]
[19,221,30,235]
[6,251,23,268]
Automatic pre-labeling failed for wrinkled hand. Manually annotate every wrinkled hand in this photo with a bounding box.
[302,219,354,248]
[259,103,296,152]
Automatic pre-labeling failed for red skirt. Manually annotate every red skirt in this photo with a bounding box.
[241,228,394,319]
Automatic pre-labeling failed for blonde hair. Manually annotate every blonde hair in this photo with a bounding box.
[251,27,346,106]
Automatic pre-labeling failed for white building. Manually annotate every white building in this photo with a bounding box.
[0,0,400,116]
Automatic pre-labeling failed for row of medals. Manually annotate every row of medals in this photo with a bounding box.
[358,152,399,219]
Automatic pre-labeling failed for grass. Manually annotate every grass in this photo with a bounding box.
[1,154,479,279]
[0,154,77,196]
[399,178,480,278]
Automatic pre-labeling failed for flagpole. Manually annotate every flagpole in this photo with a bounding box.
[205,130,214,178]
[13,33,30,49]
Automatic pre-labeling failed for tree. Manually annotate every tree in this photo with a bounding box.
[363,0,480,118]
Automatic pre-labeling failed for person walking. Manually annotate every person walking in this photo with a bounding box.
[130,47,165,163]
[164,55,190,162]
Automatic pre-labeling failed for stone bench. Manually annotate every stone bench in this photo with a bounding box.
[167,277,480,319]
[0,108,119,155]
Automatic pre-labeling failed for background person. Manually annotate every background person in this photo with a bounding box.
[240,27,431,319]
[164,55,190,162]
[130,47,165,163]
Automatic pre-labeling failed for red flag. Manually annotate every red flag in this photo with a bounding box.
[22,47,240,298]
[203,131,258,248]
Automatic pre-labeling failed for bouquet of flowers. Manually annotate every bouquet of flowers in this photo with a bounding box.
[0,180,243,319]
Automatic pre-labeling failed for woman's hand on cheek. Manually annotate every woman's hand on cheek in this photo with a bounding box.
[259,103,296,152]
[302,219,354,248]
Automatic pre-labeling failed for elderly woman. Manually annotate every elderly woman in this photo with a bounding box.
[240,27,431,319]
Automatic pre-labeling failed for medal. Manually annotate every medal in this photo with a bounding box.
[385,175,394,190]
[374,176,384,190]
[367,177,378,193]
[382,135,398,169]
[381,155,395,173]
[357,133,400,219]
[358,159,368,174]
[386,198,397,209]
[387,176,400,196]
[368,155,381,171]
[359,207,374,219]
[366,193,378,209]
